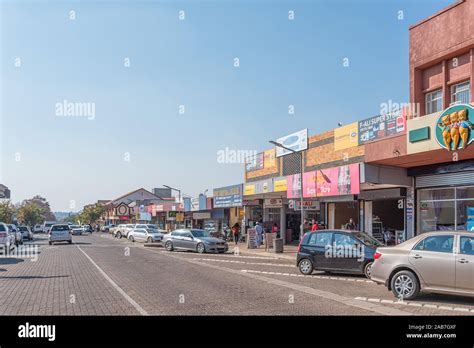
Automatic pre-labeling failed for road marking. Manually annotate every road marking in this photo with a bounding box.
[354,297,474,313]
[192,258,292,267]
[241,269,374,283]
[77,246,148,316]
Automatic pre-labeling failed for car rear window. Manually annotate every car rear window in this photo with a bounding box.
[19,227,28,231]
[0,225,6,232]
[51,225,69,231]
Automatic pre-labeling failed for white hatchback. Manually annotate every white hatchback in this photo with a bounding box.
[49,224,72,245]
[0,222,15,253]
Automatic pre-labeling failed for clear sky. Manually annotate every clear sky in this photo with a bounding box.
[1,0,453,211]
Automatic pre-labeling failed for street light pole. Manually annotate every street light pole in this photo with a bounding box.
[163,185,181,203]
[269,141,305,241]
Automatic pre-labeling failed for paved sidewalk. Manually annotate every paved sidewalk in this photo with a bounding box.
[228,242,298,261]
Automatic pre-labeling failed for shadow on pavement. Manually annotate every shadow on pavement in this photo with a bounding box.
[0,258,25,265]
[415,293,474,306]
[0,275,69,280]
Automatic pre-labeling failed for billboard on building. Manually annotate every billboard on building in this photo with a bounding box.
[213,184,243,208]
[243,179,273,196]
[275,129,308,157]
[358,112,406,144]
[245,153,264,172]
[263,148,277,169]
[334,122,359,150]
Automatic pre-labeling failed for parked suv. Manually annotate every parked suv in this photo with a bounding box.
[49,224,72,245]
[113,224,134,239]
[296,230,383,278]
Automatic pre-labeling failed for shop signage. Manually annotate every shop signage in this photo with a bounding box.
[273,177,287,192]
[191,198,200,211]
[264,198,283,208]
[245,153,264,172]
[435,104,474,151]
[289,200,320,211]
[334,122,359,150]
[358,112,406,144]
[244,184,255,196]
[275,129,308,157]
[213,184,243,208]
[119,216,128,220]
[193,212,211,220]
[243,179,273,196]
[287,163,360,198]
[264,148,277,169]
[167,211,178,221]
[247,228,258,249]
[243,199,260,206]
[115,203,129,216]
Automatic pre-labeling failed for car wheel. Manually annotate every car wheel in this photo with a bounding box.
[196,243,205,254]
[129,235,134,242]
[165,241,173,251]
[391,270,420,300]
[364,261,373,279]
[298,258,313,275]
[116,232,122,239]
[49,241,52,245]
[68,240,72,244]
[147,237,153,243]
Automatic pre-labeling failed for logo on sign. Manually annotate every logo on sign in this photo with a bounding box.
[436,104,474,151]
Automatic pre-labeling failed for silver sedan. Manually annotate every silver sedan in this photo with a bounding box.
[162,229,228,254]
[371,231,474,300]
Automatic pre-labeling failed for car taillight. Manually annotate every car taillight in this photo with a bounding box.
[0,232,6,238]
[374,252,382,260]
[297,238,303,253]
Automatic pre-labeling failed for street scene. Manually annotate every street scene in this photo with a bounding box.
[1,1,474,344]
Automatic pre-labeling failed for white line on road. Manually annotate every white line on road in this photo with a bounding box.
[354,297,474,314]
[192,258,293,267]
[77,246,148,316]
[241,269,374,283]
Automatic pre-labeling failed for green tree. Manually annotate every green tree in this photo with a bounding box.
[0,200,16,223]
[21,196,55,222]
[79,204,106,224]
[16,203,46,227]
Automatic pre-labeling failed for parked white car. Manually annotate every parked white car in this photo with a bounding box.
[7,224,22,246]
[70,225,83,236]
[113,224,134,239]
[49,224,72,245]
[128,228,166,243]
[33,224,43,233]
[0,222,15,253]
[18,226,33,241]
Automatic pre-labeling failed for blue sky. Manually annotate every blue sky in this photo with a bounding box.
[1,0,452,211]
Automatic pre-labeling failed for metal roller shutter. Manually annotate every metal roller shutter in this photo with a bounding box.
[416,171,474,188]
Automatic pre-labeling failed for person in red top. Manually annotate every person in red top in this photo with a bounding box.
[311,219,319,231]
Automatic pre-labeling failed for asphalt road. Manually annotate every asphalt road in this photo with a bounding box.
[0,233,473,316]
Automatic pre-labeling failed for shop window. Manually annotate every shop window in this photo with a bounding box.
[419,188,454,201]
[451,81,470,105]
[425,89,443,114]
[417,186,474,234]
[267,208,281,223]
[414,235,454,253]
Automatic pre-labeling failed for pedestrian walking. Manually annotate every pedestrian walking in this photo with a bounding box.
[231,223,240,245]
[311,219,319,232]
[255,222,264,247]
[345,218,356,230]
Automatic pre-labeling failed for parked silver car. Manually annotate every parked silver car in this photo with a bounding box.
[162,229,228,254]
[70,225,83,236]
[128,228,165,243]
[0,222,15,253]
[18,226,33,241]
[7,224,22,246]
[49,224,72,245]
[371,231,474,300]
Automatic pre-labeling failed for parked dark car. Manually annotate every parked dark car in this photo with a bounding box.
[296,230,383,278]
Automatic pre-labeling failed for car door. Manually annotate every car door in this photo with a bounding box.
[409,234,455,290]
[456,235,474,293]
[171,231,184,248]
[181,232,196,250]
[332,233,362,272]
[133,229,144,242]
[305,232,334,270]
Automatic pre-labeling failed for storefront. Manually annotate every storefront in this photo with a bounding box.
[213,184,244,233]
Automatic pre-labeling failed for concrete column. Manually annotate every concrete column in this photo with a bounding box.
[280,204,286,245]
